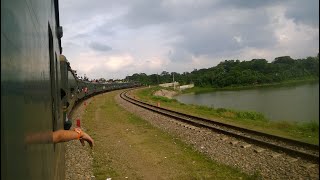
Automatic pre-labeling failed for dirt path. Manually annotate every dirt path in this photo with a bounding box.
[81,90,250,180]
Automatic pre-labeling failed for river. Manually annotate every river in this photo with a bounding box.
[174,82,319,123]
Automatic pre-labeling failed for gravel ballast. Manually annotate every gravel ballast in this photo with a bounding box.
[65,99,94,180]
[115,91,319,180]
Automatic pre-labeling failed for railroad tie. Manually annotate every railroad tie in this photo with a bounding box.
[271,153,282,158]
[230,141,239,145]
[301,163,317,169]
[240,144,251,148]
[253,147,265,153]
[220,137,228,141]
[287,157,298,163]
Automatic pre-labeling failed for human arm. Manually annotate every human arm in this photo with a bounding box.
[53,128,94,148]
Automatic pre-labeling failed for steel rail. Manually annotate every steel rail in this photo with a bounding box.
[120,90,319,163]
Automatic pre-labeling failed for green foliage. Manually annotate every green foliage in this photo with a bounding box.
[216,108,227,113]
[251,171,263,180]
[297,121,319,134]
[214,108,267,121]
[235,111,267,121]
[151,96,177,103]
[125,55,319,88]
[272,121,319,141]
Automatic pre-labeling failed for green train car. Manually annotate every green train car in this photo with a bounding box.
[2,0,64,179]
[1,1,140,179]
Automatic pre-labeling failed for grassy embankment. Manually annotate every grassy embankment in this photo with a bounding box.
[83,91,258,180]
[133,80,319,145]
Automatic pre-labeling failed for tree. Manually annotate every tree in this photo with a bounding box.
[98,78,106,83]
[124,55,318,88]
[273,56,294,64]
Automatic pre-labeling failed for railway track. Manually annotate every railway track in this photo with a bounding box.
[120,89,319,164]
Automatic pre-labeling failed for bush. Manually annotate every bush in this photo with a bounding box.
[216,108,227,113]
[297,121,319,133]
[235,111,266,121]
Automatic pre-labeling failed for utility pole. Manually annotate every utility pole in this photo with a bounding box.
[173,73,175,90]
[157,72,159,85]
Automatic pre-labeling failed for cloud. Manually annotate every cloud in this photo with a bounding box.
[170,8,277,58]
[104,54,134,70]
[168,48,193,62]
[89,42,112,52]
[59,0,319,79]
[284,0,319,27]
[215,0,283,9]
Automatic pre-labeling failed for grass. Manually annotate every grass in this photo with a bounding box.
[134,86,319,145]
[83,91,258,180]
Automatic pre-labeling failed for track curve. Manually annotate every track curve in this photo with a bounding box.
[120,89,319,164]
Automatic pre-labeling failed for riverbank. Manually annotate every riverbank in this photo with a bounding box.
[134,86,319,145]
[182,78,319,94]
[154,89,178,99]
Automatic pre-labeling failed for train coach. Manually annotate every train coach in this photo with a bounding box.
[1,0,139,179]
[60,55,140,130]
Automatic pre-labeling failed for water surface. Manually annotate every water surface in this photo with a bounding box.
[175,82,319,123]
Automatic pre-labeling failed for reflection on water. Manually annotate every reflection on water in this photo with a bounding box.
[175,82,319,123]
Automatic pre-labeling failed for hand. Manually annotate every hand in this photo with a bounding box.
[80,131,94,148]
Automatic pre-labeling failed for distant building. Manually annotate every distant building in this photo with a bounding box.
[159,82,179,88]
[114,80,123,83]
[178,84,194,90]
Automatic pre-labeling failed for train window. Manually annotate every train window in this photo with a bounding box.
[48,24,57,150]
[60,89,66,99]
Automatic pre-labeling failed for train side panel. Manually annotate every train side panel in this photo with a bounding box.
[1,0,64,179]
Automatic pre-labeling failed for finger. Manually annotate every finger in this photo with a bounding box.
[87,139,93,148]
[82,133,94,148]
[87,137,94,148]
[80,139,85,146]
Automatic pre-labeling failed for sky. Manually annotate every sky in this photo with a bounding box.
[59,0,319,80]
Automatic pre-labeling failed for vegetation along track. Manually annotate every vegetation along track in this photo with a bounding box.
[120,89,319,164]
